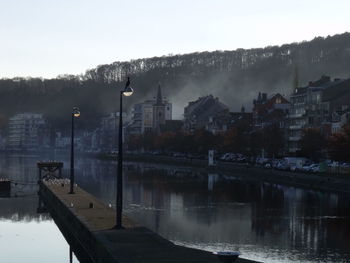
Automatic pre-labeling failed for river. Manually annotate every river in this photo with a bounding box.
[1,154,350,262]
[0,155,78,263]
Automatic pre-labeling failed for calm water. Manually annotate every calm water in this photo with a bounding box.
[0,155,78,263]
[72,158,350,263]
[1,155,350,263]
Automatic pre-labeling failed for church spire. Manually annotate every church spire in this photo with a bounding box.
[155,82,164,106]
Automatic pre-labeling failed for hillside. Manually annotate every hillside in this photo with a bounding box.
[85,32,350,116]
[0,32,350,129]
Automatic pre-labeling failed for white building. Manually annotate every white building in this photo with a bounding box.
[128,84,172,134]
[7,113,49,150]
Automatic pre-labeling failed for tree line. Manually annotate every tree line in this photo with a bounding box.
[127,123,350,163]
[1,32,350,133]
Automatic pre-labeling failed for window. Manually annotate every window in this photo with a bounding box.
[316,94,321,103]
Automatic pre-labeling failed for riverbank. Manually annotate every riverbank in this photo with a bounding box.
[99,153,350,194]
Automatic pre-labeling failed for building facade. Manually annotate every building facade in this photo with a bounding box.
[331,108,350,134]
[184,95,229,132]
[128,84,172,135]
[288,76,350,153]
[92,112,124,152]
[253,92,290,129]
[7,113,49,150]
[206,107,253,134]
[153,84,167,133]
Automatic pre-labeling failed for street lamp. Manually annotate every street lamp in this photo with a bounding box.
[116,77,133,228]
[69,107,80,194]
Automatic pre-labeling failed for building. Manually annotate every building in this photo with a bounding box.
[7,113,49,150]
[153,84,167,133]
[100,112,119,150]
[93,112,125,152]
[55,131,70,149]
[128,84,172,134]
[253,92,290,129]
[331,106,350,134]
[184,95,229,131]
[206,106,253,134]
[288,76,350,153]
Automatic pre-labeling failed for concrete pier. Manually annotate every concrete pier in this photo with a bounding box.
[39,180,260,263]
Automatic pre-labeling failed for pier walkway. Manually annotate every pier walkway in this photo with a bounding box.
[39,180,260,263]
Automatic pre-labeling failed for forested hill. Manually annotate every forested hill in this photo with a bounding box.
[0,32,350,130]
[86,32,350,114]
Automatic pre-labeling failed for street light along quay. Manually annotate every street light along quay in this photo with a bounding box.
[116,77,133,229]
[69,107,80,194]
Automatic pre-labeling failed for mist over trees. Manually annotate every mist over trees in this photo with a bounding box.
[1,32,350,131]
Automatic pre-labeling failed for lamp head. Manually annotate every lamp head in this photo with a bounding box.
[73,107,80,117]
[122,77,133,96]
[122,86,134,96]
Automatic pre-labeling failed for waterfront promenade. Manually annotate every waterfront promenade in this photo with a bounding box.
[40,180,260,263]
[115,154,350,194]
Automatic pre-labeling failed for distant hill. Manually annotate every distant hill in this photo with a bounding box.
[0,32,349,129]
[84,32,350,117]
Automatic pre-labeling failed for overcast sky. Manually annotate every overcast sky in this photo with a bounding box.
[0,0,349,78]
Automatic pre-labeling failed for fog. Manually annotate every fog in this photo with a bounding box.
[0,32,349,126]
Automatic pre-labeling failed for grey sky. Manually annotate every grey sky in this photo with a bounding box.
[0,0,349,78]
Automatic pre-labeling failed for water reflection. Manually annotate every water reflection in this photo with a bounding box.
[71,159,350,263]
[0,155,79,263]
[0,196,50,221]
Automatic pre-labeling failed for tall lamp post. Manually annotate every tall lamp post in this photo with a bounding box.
[116,77,133,228]
[69,107,80,194]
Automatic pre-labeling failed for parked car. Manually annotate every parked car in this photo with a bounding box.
[276,161,289,171]
[264,163,272,169]
[327,161,339,167]
[220,153,235,162]
[236,155,247,163]
[272,159,282,168]
[302,163,319,172]
[341,163,350,168]
[289,165,297,172]
[256,157,269,165]
[311,164,321,172]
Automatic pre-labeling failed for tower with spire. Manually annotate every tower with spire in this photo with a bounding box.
[152,83,166,133]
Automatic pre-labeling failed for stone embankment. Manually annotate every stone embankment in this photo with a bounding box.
[101,154,350,194]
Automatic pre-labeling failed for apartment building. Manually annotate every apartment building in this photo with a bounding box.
[7,113,49,150]
[288,76,350,153]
